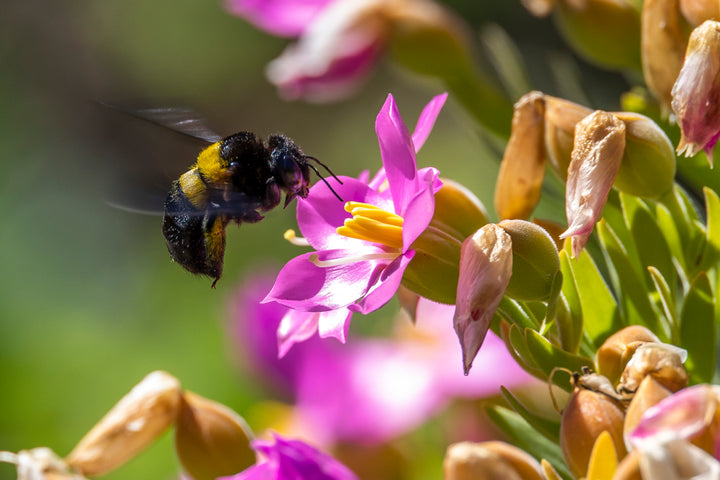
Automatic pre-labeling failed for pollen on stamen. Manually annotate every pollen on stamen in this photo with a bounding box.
[337,202,404,248]
[284,229,310,247]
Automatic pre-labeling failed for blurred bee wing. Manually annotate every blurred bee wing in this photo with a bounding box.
[124,107,224,143]
[98,103,223,143]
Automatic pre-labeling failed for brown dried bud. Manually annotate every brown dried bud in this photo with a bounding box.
[679,0,718,26]
[618,343,688,395]
[596,325,660,385]
[443,441,544,480]
[65,371,182,477]
[174,391,256,480]
[613,449,642,480]
[543,95,593,179]
[495,91,546,220]
[641,0,689,109]
[2,448,87,480]
[623,375,673,437]
[560,379,627,478]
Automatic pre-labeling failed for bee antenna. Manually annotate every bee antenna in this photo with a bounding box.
[305,162,344,202]
[304,155,344,185]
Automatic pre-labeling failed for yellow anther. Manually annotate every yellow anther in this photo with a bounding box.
[337,202,404,249]
[283,229,310,247]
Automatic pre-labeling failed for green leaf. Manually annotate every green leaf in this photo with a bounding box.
[655,202,686,273]
[485,406,572,480]
[596,220,665,338]
[622,193,675,286]
[562,241,621,347]
[648,266,678,341]
[679,272,716,383]
[698,187,720,271]
[524,329,594,388]
[497,297,539,330]
[558,251,583,353]
[505,323,545,378]
[501,386,560,442]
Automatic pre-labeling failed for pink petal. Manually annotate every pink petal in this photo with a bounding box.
[297,176,391,250]
[224,0,332,37]
[265,0,386,102]
[400,167,442,250]
[277,309,321,358]
[318,308,353,343]
[352,251,414,314]
[629,384,720,446]
[375,94,420,216]
[263,249,390,311]
[412,93,448,152]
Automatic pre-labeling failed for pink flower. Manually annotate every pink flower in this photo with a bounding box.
[224,0,333,37]
[263,93,446,350]
[232,276,533,445]
[220,433,359,480]
[226,0,392,102]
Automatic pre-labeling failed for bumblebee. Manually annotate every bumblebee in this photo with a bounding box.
[163,130,340,287]
[114,107,341,287]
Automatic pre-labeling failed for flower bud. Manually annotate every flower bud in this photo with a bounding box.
[613,449,642,480]
[560,375,627,478]
[624,375,673,439]
[561,110,626,257]
[498,219,561,301]
[552,0,642,71]
[65,371,182,477]
[611,111,676,198]
[596,325,660,385]
[453,224,512,375]
[618,343,688,395]
[672,20,720,162]
[641,0,688,109]
[443,441,544,480]
[544,95,593,179]
[495,91,546,220]
[403,178,488,305]
[679,0,718,25]
[174,391,255,480]
[3,448,87,480]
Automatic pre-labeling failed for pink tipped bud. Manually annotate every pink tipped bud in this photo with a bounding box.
[560,111,626,257]
[453,224,513,375]
[671,20,720,164]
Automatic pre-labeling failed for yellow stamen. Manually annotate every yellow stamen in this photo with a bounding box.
[284,229,310,247]
[337,202,404,249]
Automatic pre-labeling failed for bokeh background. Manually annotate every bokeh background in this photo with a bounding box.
[0,1,629,479]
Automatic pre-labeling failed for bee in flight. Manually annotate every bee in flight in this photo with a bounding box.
[122,108,342,287]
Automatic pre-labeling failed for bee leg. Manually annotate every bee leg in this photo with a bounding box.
[237,210,264,224]
[263,178,281,211]
[202,214,228,287]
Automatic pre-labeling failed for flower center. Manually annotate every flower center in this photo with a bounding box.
[336,201,404,249]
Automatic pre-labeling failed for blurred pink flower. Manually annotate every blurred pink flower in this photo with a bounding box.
[220,433,359,480]
[226,0,391,101]
[224,0,333,37]
[263,93,445,351]
[232,275,533,445]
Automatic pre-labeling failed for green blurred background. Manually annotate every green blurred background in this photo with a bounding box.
[0,1,628,479]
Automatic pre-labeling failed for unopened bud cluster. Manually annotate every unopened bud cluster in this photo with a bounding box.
[555,327,690,477]
[3,371,255,480]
